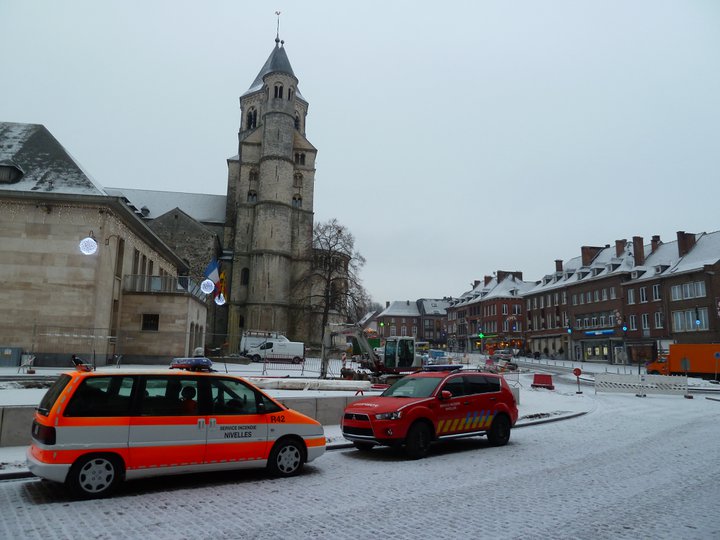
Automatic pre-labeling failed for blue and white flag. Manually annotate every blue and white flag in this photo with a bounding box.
[204,259,220,284]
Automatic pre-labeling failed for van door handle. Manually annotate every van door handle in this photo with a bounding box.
[197,418,206,429]
[209,418,217,428]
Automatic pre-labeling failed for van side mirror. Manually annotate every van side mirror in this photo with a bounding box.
[439,390,452,400]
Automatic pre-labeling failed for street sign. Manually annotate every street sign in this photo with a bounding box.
[573,368,582,377]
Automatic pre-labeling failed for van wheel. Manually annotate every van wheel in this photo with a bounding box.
[67,454,123,499]
[292,356,302,364]
[487,414,511,446]
[267,439,305,477]
[405,422,432,460]
[252,355,262,363]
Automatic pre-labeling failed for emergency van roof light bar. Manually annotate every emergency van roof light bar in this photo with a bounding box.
[170,357,214,372]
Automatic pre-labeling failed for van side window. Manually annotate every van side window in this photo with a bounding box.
[209,378,259,415]
[139,377,200,416]
[64,376,136,417]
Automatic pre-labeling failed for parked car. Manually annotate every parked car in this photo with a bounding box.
[341,368,518,459]
[27,358,326,498]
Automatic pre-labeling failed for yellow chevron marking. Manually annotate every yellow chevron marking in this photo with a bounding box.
[450,418,461,432]
[437,420,445,433]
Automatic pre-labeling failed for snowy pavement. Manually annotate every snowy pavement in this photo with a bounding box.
[0,374,718,539]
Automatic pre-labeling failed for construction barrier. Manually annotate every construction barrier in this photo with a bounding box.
[531,373,555,390]
[595,373,688,396]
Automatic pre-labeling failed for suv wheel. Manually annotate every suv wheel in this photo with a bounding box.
[67,454,123,499]
[487,414,511,446]
[353,441,374,452]
[405,422,432,460]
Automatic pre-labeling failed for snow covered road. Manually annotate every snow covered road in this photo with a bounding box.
[1,382,718,539]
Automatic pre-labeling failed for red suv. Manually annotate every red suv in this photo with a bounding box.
[342,368,518,459]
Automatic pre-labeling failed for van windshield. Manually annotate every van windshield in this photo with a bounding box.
[37,374,72,416]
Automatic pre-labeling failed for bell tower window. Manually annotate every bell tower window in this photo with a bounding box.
[292,195,303,208]
[294,152,305,165]
[247,191,257,203]
[294,114,300,130]
[249,169,258,183]
[245,107,257,129]
[293,173,303,188]
[274,84,284,99]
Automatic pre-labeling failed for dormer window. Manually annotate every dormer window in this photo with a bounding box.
[274,84,284,99]
[0,165,23,184]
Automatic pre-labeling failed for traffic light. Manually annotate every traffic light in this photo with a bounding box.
[477,332,485,339]
[379,322,384,327]
[567,327,572,334]
[622,324,628,333]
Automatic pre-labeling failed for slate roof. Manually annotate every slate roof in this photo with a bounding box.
[105,187,226,224]
[378,301,421,318]
[0,122,107,196]
[243,40,305,101]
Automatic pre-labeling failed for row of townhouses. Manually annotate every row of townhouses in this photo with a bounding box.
[372,231,720,364]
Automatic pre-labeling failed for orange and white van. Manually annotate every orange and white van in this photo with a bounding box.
[27,359,326,498]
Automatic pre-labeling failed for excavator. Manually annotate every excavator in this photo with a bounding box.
[322,323,422,382]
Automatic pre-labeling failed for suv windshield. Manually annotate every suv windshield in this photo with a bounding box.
[382,376,443,398]
[37,374,72,416]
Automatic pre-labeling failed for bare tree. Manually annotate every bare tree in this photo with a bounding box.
[312,219,368,332]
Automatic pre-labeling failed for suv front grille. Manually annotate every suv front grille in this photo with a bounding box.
[344,412,370,422]
[342,426,374,437]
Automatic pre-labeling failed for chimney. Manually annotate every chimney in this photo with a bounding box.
[677,231,697,257]
[512,271,523,281]
[555,259,563,272]
[581,246,603,266]
[651,235,661,253]
[615,239,627,258]
[386,301,390,308]
[632,236,645,266]
[484,275,493,286]
[473,280,481,288]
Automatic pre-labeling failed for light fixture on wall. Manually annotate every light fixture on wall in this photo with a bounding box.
[79,231,98,255]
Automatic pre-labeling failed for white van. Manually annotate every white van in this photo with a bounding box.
[239,331,289,355]
[246,340,305,364]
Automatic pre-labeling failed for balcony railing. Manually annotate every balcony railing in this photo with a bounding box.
[123,274,207,301]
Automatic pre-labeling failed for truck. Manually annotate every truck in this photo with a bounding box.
[246,339,305,364]
[239,330,289,355]
[645,343,720,380]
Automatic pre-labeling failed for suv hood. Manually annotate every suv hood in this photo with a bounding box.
[345,396,431,415]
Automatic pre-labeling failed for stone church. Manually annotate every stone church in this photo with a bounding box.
[111,37,321,351]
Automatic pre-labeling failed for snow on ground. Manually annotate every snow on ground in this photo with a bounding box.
[0,373,718,539]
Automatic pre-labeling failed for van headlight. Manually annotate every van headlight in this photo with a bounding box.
[375,411,402,420]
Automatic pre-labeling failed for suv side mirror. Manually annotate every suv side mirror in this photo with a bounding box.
[439,390,452,400]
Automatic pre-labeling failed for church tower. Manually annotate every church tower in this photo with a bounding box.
[224,36,317,350]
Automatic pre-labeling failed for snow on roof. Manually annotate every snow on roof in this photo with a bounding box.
[668,230,720,276]
[0,122,107,196]
[105,187,226,224]
[418,299,451,316]
[378,301,421,318]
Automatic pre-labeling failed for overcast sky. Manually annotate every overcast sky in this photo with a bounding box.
[3,1,719,305]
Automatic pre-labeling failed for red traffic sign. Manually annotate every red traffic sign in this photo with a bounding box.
[573,368,582,377]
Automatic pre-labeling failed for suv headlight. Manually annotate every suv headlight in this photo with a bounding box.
[375,411,402,420]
